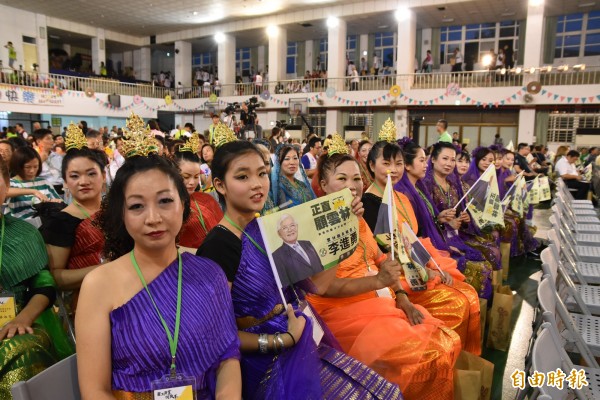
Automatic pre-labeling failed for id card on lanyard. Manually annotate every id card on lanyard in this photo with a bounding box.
[129,251,197,400]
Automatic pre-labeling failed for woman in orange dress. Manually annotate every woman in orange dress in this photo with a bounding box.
[173,134,223,249]
[307,146,461,399]
[362,140,481,356]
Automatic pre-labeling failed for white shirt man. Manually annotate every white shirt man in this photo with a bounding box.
[555,154,579,178]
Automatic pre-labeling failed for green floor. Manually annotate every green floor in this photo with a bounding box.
[481,253,542,399]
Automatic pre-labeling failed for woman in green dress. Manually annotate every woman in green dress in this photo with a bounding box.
[0,156,72,398]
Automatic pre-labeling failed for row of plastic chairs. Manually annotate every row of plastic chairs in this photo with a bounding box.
[525,180,600,399]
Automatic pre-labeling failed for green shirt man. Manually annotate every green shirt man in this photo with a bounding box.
[436,119,452,143]
[4,41,16,68]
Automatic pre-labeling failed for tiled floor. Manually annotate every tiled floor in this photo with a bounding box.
[481,205,552,400]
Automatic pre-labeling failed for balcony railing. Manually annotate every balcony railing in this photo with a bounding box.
[1,66,598,101]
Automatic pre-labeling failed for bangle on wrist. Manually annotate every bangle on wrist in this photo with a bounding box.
[258,333,268,354]
[394,288,408,297]
[275,332,285,352]
[284,331,296,346]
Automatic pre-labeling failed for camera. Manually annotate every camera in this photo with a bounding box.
[224,102,240,115]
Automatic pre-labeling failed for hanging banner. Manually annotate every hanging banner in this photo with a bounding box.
[0,86,63,106]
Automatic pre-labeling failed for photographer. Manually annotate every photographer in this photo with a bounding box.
[240,97,262,140]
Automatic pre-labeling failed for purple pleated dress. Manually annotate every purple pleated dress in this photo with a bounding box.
[110,253,241,398]
[202,221,402,400]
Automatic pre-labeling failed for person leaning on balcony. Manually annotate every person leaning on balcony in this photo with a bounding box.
[422,50,433,73]
[350,65,359,91]
[451,48,463,74]
[436,119,452,143]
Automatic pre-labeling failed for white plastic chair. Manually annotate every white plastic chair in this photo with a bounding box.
[533,322,598,399]
[11,354,80,400]
[538,276,600,365]
[558,178,593,206]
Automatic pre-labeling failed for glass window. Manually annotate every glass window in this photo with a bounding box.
[564,34,581,46]
[563,46,580,57]
[466,30,479,40]
[448,30,462,41]
[586,32,600,45]
[585,44,600,56]
[287,42,297,75]
[565,20,583,32]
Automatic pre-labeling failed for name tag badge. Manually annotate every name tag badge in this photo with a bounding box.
[299,302,324,346]
[0,291,17,328]
[151,374,196,400]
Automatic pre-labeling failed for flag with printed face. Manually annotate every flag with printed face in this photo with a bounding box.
[510,175,525,215]
[373,175,427,291]
[528,175,540,205]
[465,164,505,228]
[539,176,551,201]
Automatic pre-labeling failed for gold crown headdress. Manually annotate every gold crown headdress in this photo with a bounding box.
[179,132,202,154]
[121,112,158,158]
[65,122,88,151]
[378,118,397,143]
[327,133,349,157]
[213,123,237,148]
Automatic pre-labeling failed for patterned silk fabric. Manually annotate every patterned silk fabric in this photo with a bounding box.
[308,219,461,399]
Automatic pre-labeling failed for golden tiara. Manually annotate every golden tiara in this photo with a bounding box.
[213,123,237,148]
[179,132,202,154]
[121,112,158,158]
[378,118,397,143]
[65,122,88,151]
[327,133,349,157]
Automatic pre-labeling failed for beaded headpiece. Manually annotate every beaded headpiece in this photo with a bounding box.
[65,122,88,151]
[179,132,202,154]
[213,123,237,148]
[327,133,349,157]
[120,112,158,158]
[378,118,397,143]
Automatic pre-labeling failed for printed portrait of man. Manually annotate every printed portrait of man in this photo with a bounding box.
[271,213,324,287]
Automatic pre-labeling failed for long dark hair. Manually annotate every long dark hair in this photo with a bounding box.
[98,154,190,260]
[211,141,264,204]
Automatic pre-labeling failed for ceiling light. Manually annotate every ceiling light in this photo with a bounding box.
[166,52,170,57]
[501,12,516,16]
[326,16,339,28]
[528,67,536,74]
[214,32,225,43]
[363,50,368,56]
[192,11,198,16]
[395,6,410,22]
[529,0,543,6]
[515,67,522,74]
[442,18,455,22]
[481,54,493,67]
[266,25,279,37]
[378,25,389,29]
[574,64,586,71]
[558,65,569,72]
[578,2,596,7]
[455,100,461,106]
[500,67,507,75]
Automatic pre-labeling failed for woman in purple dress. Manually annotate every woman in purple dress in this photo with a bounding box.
[197,140,401,399]
[76,153,241,399]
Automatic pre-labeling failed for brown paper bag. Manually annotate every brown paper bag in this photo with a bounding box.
[486,285,514,351]
[479,298,488,348]
[454,370,481,400]
[454,351,495,400]
[491,270,502,291]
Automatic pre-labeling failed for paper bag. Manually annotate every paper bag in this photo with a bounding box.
[479,298,488,349]
[486,285,514,351]
[454,370,481,400]
[454,351,495,400]
[491,270,502,291]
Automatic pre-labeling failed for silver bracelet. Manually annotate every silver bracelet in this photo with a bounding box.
[275,332,285,353]
[258,333,268,354]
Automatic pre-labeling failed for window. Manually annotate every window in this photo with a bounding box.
[374,32,396,69]
[553,12,600,58]
[547,112,600,144]
[319,38,328,71]
[440,26,462,64]
[346,35,357,64]
[236,48,251,77]
[192,52,215,72]
[287,42,297,75]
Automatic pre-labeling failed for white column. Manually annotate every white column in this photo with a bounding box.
[268,26,287,88]
[305,40,314,72]
[394,108,409,138]
[133,49,141,79]
[257,45,266,75]
[36,14,49,74]
[174,40,192,88]
[326,109,342,136]
[217,34,236,95]
[359,34,369,61]
[139,47,151,82]
[327,18,347,91]
[91,28,106,75]
[396,9,416,91]
[518,109,536,144]
[523,0,545,68]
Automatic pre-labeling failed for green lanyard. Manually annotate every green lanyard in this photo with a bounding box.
[0,217,5,281]
[224,214,267,256]
[193,199,208,235]
[359,239,372,272]
[130,250,182,375]
[73,201,91,219]
[433,177,452,208]
[417,189,436,219]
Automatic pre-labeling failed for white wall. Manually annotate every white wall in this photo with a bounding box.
[0,5,39,69]
[152,50,175,75]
